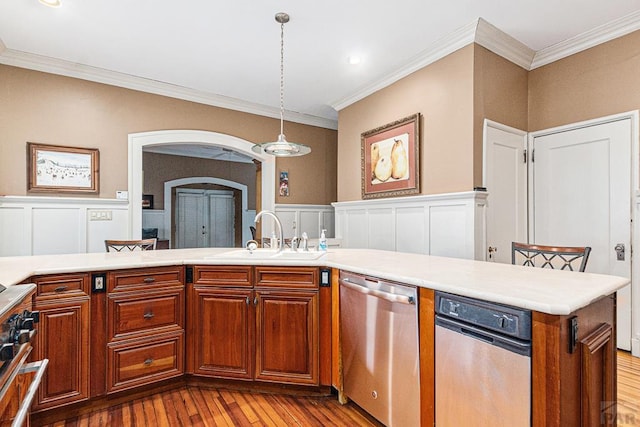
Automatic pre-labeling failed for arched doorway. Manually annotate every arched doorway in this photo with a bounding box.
[164,177,250,247]
[128,130,275,239]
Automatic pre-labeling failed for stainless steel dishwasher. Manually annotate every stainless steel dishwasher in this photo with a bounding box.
[339,271,419,427]
[435,291,532,426]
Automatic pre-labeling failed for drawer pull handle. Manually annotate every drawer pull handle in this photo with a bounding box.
[143,312,154,320]
[54,286,68,293]
[143,277,155,283]
[143,358,154,366]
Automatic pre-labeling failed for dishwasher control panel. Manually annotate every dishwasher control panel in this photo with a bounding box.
[436,292,531,340]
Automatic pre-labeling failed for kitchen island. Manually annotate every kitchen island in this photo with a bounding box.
[0,248,628,426]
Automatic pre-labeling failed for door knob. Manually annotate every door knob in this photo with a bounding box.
[488,246,497,260]
[614,243,625,261]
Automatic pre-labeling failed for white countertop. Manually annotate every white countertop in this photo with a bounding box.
[0,248,629,315]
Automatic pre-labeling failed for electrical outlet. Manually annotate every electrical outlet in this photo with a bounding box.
[92,273,106,293]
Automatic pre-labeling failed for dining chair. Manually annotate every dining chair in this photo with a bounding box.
[511,242,591,272]
[105,238,157,252]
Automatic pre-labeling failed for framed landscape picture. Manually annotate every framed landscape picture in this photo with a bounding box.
[28,142,99,193]
[361,113,420,199]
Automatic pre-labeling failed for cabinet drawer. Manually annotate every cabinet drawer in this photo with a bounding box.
[255,267,318,289]
[192,266,253,287]
[108,289,184,340]
[107,332,184,393]
[108,266,184,292]
[33,273,89,300]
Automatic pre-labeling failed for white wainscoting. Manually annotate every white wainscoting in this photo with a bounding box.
[333,191,488,260]
[274,204,335,239]
[0,196,129,256]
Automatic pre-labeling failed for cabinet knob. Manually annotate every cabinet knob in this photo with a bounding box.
[54,286,68,293]
[143,312,154,320]
[143,358,154,366]
[143,277,155,283]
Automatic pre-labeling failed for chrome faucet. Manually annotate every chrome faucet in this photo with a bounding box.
[254,210,284,253]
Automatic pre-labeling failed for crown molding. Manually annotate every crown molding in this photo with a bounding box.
[531,10,640,69]
[474,18,535,69]
[331,19,479,111]
[0,48,338,130]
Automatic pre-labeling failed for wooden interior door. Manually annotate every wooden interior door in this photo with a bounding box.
[532,118,632,350]
[483,121,527,263]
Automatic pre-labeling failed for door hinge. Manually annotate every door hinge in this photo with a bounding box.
[531,149,535,162]
[523,149,527,164]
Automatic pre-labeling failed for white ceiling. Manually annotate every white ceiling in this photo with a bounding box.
[1,0,640,131]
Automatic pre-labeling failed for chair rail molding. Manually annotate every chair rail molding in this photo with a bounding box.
[332,191,487,260]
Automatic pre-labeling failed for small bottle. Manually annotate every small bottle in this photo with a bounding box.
[270,231,278,248]
[318,229,327,252]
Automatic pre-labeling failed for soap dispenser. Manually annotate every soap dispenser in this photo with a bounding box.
[319,229,327,252]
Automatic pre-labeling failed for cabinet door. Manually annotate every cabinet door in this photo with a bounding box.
[255,290,318,385]
[192,287,253,379]
[33,297,90,411]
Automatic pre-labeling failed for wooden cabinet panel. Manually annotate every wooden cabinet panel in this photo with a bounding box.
[108,266,184,293]
[33,273,89,300]
[108,289,184,340]
[255,267,318,289]
[192,266,253,287]
[255,290,318,385]
[107,331,184,393]
[192,287,253,380]
[33,297,90,411]
[580,323,615,426]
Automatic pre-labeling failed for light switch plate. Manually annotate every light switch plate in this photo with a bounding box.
[116,191,128,199]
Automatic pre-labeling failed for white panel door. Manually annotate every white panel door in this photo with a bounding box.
[533,119,631,350]
[483,122,527,263]
[208,194,234,247]
[176,191,206,248]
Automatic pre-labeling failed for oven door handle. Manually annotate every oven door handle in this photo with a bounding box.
[339,278,415,305]
[12,359,49,427]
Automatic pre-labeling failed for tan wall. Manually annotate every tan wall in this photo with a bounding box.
[473,46,529,185]
[529,30,640,131]
[142,152,257,210]
[0,65,337,205]
[337,45,475,201]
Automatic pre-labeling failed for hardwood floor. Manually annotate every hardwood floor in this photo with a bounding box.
[617,350,640,426]
[35,351,640,427]
[35,386,379,427]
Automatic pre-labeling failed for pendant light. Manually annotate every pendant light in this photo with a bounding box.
[252,13,311,157]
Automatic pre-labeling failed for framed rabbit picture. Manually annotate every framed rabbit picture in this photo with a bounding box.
[361,113,420,199]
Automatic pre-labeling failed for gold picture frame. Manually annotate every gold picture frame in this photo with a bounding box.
[27,142,100,193]
[361,113,420,199]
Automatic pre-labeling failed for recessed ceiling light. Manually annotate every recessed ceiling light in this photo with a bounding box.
[39,0,61,8]
[348,56,362,65]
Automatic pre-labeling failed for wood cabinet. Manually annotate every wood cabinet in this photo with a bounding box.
[31,273,90,411]
[106,266,185,393]
[189,266,319,386]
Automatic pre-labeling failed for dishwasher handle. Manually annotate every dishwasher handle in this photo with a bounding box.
[339,278,416,305]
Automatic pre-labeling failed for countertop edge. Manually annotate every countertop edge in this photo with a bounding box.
[1,248,629,316]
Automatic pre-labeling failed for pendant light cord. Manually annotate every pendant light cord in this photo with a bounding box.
[279,19,285,136]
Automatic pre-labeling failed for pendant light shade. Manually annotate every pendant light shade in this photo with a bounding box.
[252,12,311,157]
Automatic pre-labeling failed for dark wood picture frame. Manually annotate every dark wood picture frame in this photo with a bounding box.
[27,142,99,193]
[361,113,420,199]
[142,194,154,209]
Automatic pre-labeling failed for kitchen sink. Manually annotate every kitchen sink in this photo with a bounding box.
[215,249,326,260]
